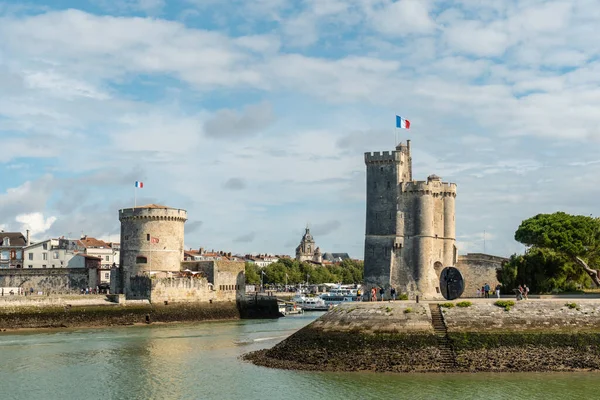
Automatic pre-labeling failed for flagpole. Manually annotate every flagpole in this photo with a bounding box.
[134,185,137,208]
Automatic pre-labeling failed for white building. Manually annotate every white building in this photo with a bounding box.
[23,239,78,269]
[246,255,279,268]
[22,236,120,272]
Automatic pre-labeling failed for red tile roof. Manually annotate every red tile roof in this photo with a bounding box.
[77,236,110,248]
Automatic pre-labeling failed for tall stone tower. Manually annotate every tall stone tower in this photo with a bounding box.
[118,204,187,297]
[363,141,457,299]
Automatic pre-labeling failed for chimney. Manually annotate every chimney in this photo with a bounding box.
[26,230,30,246]
[199,247,204,255]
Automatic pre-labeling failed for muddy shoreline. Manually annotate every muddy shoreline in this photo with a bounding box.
[0,302,245,331]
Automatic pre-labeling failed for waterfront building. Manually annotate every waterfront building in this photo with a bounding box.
[115,204,244,302]
[0,231,28,269]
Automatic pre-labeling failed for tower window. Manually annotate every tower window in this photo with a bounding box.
[136,256,148,264]
[146,234,150,241]
[387,181,391,189]
[380,167,384,172]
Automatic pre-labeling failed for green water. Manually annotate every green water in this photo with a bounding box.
[0,313,598,400]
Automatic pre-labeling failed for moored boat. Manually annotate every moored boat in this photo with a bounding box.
[291,294,329,311]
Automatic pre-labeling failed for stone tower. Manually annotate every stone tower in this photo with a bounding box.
[363,141,457,299]
[295,227,323,263]
[118,204,187,297]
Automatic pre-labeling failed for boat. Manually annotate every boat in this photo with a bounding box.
[278,300,304,316]
[291,294,329,311]
[319,288,359,306]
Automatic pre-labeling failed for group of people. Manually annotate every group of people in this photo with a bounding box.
[81,287,102,295]
[515,284,530,301]
[476,283,502,299]
[365,286,397,302]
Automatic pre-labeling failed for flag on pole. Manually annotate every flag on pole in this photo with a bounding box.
[396,115,410,129]
[135,181,144,188]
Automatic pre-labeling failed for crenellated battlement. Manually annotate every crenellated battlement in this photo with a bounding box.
[402,181,457,196]
[364,151,403,164]
[119,206,188,222]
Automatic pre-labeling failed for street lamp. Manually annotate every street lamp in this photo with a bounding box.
[306,273,310,286]
[261,270,266,293]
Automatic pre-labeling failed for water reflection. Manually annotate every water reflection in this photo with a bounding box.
[1,315,599,400]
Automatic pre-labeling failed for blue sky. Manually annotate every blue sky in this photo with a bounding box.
[1,0,600,258]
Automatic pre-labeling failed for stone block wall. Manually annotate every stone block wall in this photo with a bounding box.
[150,277,214,303]
[456,253,507,298]
[181,260,245,302]
[0,269,89,293]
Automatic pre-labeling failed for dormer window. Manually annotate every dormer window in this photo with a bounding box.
[2,237,9,246]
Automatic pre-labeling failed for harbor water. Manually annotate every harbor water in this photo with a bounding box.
[0,313,599,400]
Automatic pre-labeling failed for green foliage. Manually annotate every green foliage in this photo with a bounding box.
[494,300,515,311]
[385,306,392,313]
[398,293,409,300]
[497,248,590,294]
[565,303,579,310]
[439,302,455,308]
[404,308,413,313]
[245,259,364,285]
[500,211,600,293]
[515,212,600,258]
[244,262,260,285]
[456,301,472,308]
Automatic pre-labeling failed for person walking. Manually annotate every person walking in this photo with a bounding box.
[495,284,501,299]
[379,287,385,301]
[370,287,377,302]
[390,287,397,301]
[484,283,490,299]
[523,284,529,300]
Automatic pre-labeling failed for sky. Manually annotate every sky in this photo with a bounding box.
[1,0,600,259]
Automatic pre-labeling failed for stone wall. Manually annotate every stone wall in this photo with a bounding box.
[150,277,215,303]
[456,253,506,298]
[181,260,245,302]
[0,269,89,294]
[443,300,600,332]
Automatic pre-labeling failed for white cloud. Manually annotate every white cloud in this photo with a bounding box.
[15,212,57,236]
[2,1,600,258]
[369,0,436,36]
[444,21,509,57]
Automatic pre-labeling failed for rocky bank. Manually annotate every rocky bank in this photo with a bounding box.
[245,300,600,373]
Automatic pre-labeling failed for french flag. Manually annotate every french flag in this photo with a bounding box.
[135,181,144,188]
[396,115,410,129]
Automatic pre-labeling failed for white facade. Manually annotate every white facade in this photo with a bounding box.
[247,256,279,268]
[23,239,78,269]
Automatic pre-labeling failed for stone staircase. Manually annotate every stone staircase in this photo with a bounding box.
[429,303,457,369]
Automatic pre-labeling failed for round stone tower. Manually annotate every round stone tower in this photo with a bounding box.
[119,204,187,278]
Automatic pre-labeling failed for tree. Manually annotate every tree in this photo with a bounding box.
[245,262,260,285]
[497,248,588,293]
[514,212,600,286]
